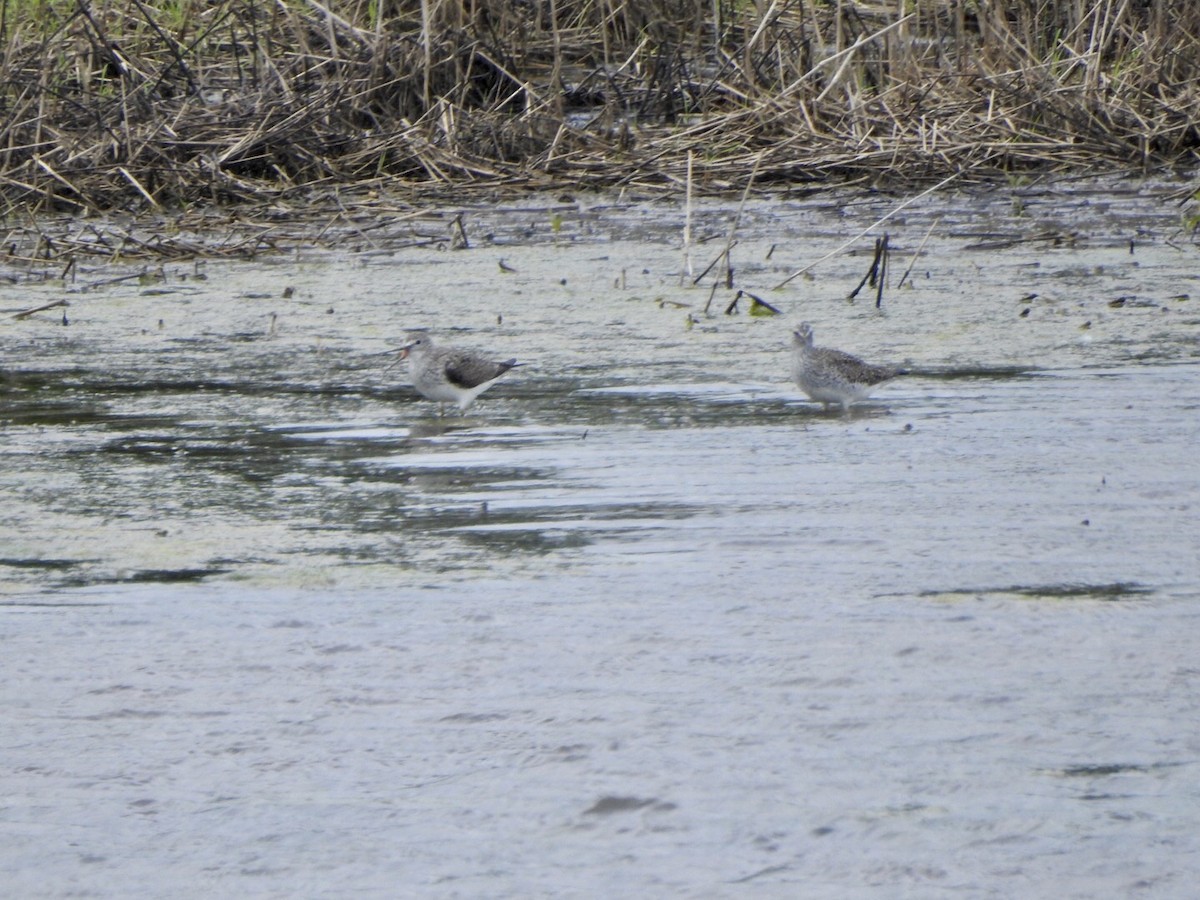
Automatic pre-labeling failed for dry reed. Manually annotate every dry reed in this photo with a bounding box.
[0,0,1197,217]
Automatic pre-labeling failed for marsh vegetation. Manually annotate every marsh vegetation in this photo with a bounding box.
[2,0,1198,218]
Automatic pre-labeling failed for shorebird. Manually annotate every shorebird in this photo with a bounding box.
[398,330,519,413]
[790,322,901,412]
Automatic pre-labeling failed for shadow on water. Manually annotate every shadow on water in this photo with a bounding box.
[0,555,228,590]
[909,365,1042,380]
[70,567,233,588]
[5,347,1197,596]
[1052,762,1183,778]
[0,557,92,572]
[919,582,1155,602]
[1037,761,1190,802]
[1,367,734,592]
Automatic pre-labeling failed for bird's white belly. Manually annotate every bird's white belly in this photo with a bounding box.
[805,383,857,403]
[414,375,465,402]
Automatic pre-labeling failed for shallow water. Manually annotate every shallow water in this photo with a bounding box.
[2,178,1199,896]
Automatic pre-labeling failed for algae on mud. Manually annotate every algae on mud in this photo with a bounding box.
[2,177,1198,594]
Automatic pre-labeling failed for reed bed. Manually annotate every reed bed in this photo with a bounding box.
[1,0,1198,215]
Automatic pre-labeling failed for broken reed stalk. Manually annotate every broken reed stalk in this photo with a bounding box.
[692,240,737,287]
[774,170,964,289]
[693,150,763,289]
[681,149,694,284]
[13,298,69,320]
[449,213,469,250]
[719,150,764,287]
[877,239,888,310]
[873,236,889,309]
[897,218,939,290]
[848,235,888,307]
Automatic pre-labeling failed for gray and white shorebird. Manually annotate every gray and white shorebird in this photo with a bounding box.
[398,330,520,413]
[790,322,902,412]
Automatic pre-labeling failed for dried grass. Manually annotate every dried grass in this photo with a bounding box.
[1,0,1197,215]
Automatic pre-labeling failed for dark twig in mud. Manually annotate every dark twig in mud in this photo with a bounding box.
[875,236,889,309]
[692,242,738,288]
[849,234,889,309]
[774,172,962,289]
[449,214,470,250]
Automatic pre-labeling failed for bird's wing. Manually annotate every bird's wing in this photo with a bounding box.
[824,348,897,385]
[443,352,513,389]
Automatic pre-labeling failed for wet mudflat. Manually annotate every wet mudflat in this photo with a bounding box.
[2,178,1199,896]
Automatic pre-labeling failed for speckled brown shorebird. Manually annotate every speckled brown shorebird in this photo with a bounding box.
[790,323,901,412]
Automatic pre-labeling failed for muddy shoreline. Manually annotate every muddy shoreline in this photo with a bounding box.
[3,175,1198,593]
[2,178,1199,898]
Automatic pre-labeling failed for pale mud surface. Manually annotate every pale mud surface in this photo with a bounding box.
[2,177,1199,897]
